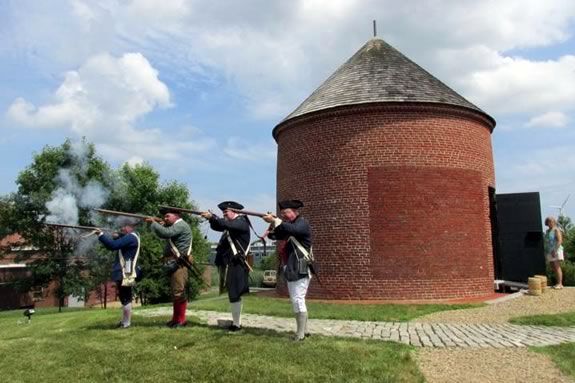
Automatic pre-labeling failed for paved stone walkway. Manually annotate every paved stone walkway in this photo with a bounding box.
[138,308,575,348]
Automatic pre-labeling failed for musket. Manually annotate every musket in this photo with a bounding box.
[229,208,275,218]
[158,205,203,216]
[176,255,203,279]
[93,209,159,221]
[45,223,115,231]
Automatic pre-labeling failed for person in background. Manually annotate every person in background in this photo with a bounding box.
[544,216,564,289]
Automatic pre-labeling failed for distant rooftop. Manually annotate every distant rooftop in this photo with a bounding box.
[276,38,494,133]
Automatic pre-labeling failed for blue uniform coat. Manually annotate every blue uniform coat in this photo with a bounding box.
[98,233,140,282]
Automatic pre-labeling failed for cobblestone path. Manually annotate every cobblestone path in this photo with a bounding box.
[139,308,575,348]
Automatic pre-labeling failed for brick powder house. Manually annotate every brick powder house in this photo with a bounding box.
[273,38,497,300]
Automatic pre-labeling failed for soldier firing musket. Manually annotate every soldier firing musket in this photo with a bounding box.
[229,207,318,280]
[94,207,196,328]
[146,206,194,328]
[260,199,314,341]
[94,207,202,288]
[201,201,251,332]
[94,220,142,329]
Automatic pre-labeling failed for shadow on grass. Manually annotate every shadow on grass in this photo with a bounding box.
[82,316,205,330]
[82,315,297,341]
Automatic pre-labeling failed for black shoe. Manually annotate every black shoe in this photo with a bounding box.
[170,321,188,329]
[116,322,130,329]
[166,320,176,328]
[305,333,311,338]
[228,324,242,332]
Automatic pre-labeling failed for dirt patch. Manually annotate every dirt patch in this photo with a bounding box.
[415,348,573,383]
[415,287,575,323]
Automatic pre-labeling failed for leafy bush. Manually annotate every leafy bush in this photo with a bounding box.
[258,252,278,271]
[561,261,575,286]
[249,269,264,287]
[547,260,575,286]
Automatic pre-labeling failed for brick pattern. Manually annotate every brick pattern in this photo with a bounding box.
[274,103,495,300]
[141,308,575,348]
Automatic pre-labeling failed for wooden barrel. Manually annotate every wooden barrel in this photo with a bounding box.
[534,275,548,292]
[528,277,542,296]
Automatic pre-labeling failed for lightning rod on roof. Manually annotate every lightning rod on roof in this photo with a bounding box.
[373,20,377,37]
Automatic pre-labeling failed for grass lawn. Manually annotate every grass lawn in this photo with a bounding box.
[188,292,481,322]
[509,311,575,327]
[533,343,575,379]
[0,307,424,383]
[513,311,575,379]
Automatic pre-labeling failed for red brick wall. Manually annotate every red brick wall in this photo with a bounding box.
[274,103,495,300]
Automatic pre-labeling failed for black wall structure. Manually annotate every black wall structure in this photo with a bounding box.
[494,192,546,282]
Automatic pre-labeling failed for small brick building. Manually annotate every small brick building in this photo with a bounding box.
[273,38,496,300]
[0,234,118,310]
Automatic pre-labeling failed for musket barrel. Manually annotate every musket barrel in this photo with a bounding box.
[94,208,151,220]
[45,223,114,231]
[158,205,202,215]
[230,208,273,218]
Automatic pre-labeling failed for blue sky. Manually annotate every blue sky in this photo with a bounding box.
[1,0,575,238]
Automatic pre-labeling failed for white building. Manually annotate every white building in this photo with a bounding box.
[209,240,276,267]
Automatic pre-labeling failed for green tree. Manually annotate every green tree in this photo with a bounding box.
[2,139,210,309]
[102,163,210,303]
[558,215,573,235]
[258,250,279,271]
[561,216,575,263]
[0,195,16,240]
[5,139,112,311]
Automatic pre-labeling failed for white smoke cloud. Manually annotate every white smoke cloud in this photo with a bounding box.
[45,191,79,225]
[44,141,110,226]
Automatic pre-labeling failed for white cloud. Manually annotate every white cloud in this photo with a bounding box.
[4,0,575,120]
[496,143,575,220]
[498,145,575,190]
[125,156,144,167]
[526,112,569,128]
[461,55,575,116]
[6,52,217,162]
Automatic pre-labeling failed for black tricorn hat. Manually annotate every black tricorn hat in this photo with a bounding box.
[159,207,182,215]
[217,201,244,211]
[278,199,304,210]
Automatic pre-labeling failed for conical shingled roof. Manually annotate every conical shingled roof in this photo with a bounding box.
[276,38,495,130]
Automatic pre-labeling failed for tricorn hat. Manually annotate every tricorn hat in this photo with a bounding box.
[159,206,182,216]
[217,201,244,211]
[278,199,304,210]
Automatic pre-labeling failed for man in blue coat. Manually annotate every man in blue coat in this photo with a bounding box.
[97,221,141,329]
[201,201,250,331]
